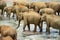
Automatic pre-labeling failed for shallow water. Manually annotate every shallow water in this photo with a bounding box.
[0,18,60,40]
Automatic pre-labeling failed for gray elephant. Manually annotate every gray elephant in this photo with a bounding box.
[29,2,47,13]
[0,0,6,15]
[0,25,17,40]
[41,13,60,34]
[45,2,60,15]
[17,10,42,32]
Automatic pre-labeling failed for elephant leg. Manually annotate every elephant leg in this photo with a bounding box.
[16,16,18,21]
[6,13,8,17]
[46,23,50,34]
[1,9,3,15]
[13,34,17,40]
[33,24,37,32]
[58,12,59,15]
[23,24,26,32]
[7,14,10,19]
[59,29,60,35]
[17,20,20,29]
[12,13,15,18]
[40,21,43,32]
[27,24,30,31]
[7,14,8,17]
[23,20,27,32]
[38,24,41,32]
[9,14,10,19]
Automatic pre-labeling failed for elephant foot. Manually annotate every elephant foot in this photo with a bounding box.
[33,30,36,32]
[40,29,42,32]
[59,30,60,35]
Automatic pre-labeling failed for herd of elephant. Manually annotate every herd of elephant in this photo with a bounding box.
[0,0,60,40]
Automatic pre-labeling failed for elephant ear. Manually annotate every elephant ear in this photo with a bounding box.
[42,14,47,21]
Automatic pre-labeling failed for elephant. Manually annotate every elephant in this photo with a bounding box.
[3,6,16,19]
[29,2,47,13]
[2,36,13,40]
[14,3,28,12]
[39,8,55,15]
[0,0,6,15]
[0,25,17,40]
[16,10,42,32]
[45,2,60,15]
[13,2,29,8]
[41,13,60,34]
[39,8,55,29]
[13,3,29,20]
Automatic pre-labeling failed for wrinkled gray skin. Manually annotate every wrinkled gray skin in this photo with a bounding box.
[17,10,42,32]
[0,9,2,20]
[39,8,55,15]
[0,25,17,40]
[3,6,16,19]
[41,14,60,34]
[0,0,6,15]
[45,2,60,15]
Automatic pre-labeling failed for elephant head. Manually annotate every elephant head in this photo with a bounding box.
[17,13,23,21]
[41,14,47,21]
[16,12,24,29]
[39,8,55,16]
[29,2,35,9]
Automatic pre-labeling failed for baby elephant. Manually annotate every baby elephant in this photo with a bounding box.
[41,13,60,34]
[2,36,13,40]
[39,8,55,15]
[17,10,42,32]
[0,25,17,40]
